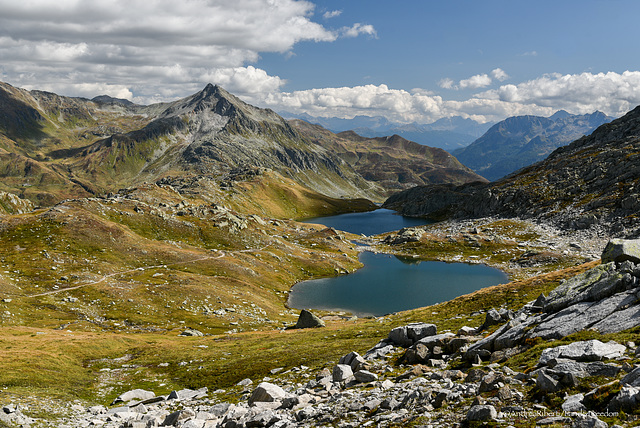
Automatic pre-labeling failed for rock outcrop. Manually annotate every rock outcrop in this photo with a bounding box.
[0,191,35,214]
[601,239,640,263]
[465,252,640,361]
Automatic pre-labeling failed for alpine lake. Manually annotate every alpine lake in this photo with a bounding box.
[290,209,508,316]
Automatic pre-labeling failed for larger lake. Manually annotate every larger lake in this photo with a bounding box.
[288,252,508,316]
[294,209,507,316]
[306,208,430,236]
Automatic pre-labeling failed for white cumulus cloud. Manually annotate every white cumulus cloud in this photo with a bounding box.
[257,71,640,124]
[341,23,377,38]
[0,0,375,102]
[438,78,455,90]
[323,10,342,19]
[458,73,492,90]
[491,68,509,82]
[481,71,640,117]
[440,71,504,91]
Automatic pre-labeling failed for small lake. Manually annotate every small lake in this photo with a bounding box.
[305,208,429,236]
[288,252,508,317]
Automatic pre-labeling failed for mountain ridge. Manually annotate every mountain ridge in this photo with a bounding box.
[289,119,487,195]
[383,105,640,237]
[280,112,493,151]
[0,81,384,207]
[453,111,613,181]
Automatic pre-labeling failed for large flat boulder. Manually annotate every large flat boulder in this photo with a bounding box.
[602,239,640,263]
[543,263,625,313]
[539,340,626,365]
[112,388,155,405]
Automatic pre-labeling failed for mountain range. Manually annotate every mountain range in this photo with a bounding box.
[0,81,378,209]
[289,120,486,194]
[452,110,613,181]
[384,105,640,237]
[0,82,489,211]
[280,112,493,151]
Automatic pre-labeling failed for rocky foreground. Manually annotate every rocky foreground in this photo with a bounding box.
[4,241,640,427]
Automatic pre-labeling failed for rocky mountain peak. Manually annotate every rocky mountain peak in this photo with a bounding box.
[549,109,571,121]
[453,110,613,181]
[91,95,135,107]
[549,105,640,159]
[160,83,240,118]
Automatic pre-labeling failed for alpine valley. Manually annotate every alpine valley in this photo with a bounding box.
[1,81,640,428]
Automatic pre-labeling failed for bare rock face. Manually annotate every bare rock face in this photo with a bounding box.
[539,340,626,365]
[465,253,640,362]
[0,191,34,214]
[294,309,325,329]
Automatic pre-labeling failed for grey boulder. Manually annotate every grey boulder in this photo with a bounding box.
[112,388,155,405]
[387,326,412,347]
[621,365,640,387]
[354,370,378,383]
[406,322,437,342]
[562,393,586,412]
[332,364,354,382]
[248,382,288,406]
[466,405,497,422]
[607,385,640,412]
[571,412,608,428]
[294,309,325,329]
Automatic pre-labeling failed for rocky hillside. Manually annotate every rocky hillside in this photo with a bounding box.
[6,241,640,427]
[384,105,640,237]
[0,81,382,209]
[289,119,486,195]
[453,111,612,181]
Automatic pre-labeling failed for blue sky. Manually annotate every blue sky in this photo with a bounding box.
[1,0,639,123]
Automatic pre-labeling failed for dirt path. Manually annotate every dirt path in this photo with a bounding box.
[26,250,227,298]
[24,242,278,299]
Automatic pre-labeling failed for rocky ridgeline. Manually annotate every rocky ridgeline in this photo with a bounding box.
[0,191,34,215]
[5,241,640,427]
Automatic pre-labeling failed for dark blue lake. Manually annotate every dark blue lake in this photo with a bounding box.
[305,208,429,236]
[288,251,508,317]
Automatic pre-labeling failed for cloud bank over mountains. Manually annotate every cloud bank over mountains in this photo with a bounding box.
[262,71,640,123]
[1,0,640,123]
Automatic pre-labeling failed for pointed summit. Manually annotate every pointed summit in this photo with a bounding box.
[549,110,571,121]
[158,84,239,118]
